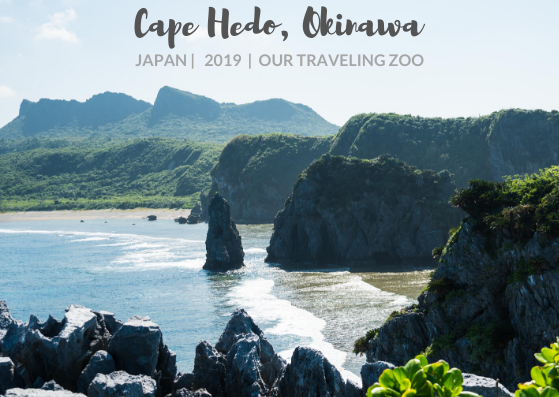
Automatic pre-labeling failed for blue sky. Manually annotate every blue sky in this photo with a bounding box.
[0,0,558,128]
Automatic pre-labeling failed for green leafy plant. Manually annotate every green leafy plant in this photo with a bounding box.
[516,338,559,397]
[367,355,480,397]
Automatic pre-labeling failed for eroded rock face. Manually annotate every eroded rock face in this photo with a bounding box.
[276,347,349,397]
[19,305,112,390]
[366,221,559,390]
[76,351,116,394]
[87,371,156,397]
[266,155,462,269]
[192,341,226,397]
[203,194,245,271]
[0,300,27,361]
[107,316,162,378]
[360,361,395,393]
[1,357,24,394]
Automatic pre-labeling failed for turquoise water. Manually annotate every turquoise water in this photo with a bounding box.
[0,219,420,383]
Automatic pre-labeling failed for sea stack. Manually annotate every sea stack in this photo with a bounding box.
[203,194,245,271]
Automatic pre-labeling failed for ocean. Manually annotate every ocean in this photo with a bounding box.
[0,219,431,384]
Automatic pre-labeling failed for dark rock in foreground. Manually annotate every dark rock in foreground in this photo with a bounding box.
[203,194,245,271]
[266,154,462,269]
[186,214,200,224]
[88,371,156,397]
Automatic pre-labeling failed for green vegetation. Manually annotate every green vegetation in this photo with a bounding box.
[449,166,559,246]
[294,154,458,227]
[0,138,223,212]
[330,110,559,187]
[516,338,559,397]
[508,256,548,285]
[366,354,480,397]
[353,328,379,356]
[423,321,515,364]
[0,87,339,143]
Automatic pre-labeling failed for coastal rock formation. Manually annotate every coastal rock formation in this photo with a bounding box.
[0,303,176,396]
[266,155,462,268]
[209,134,333,223]
[87,371,156,397]
[203,194,245,271]
[277,347,357,397]
[0,300,26,361]
[76,351,115,394]
[4,389,85,396]
[364,171,559,390]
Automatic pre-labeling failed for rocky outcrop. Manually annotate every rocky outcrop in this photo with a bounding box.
[203,194,245,271]
[0,304,176,396]
[277,347,357,397]
[76,351,115,394]
[365,218,559,390]
[4,389,85,396]
[462,374,513,397]
[1,358,24,394]
[0,300,26,361]
[87,371,156,397]
[266,155,462,268]
[209,134,333,223]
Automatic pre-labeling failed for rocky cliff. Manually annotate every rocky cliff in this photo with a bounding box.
[364,166,559,390]
[266,154,462,268]
[330,109,559,188]
[209,134,333,223]
[203,194,245,271]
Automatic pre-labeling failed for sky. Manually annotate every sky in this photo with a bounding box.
[0,0,558,128]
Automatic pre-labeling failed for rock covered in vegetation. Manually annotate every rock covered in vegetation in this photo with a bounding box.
[203,194,245,271]
[365,167,559,390]
[209,133,333,223]
[266,155,462,268]
[329,109,559,188]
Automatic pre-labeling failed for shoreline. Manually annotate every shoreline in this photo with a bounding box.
[0,208,192,222]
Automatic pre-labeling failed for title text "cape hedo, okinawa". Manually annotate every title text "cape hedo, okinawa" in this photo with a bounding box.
[134,7,425,49]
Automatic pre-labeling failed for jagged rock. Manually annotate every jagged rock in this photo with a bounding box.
[360,361,395,393]
[170,388,212,397]
[41,380,64,391]
[87,371,156,397]
[224,334,269,397]
[0,300,27,360]
[107,316,162,378]
[19,305,109,390]
[77,351,116,394]
[92,311,122,336]
[4,389,86,396]
[1,357,24,394]
[217,309,286,394]
[276,347,347,397]
[266,155,461,268]
[203,194,245,271]
[192,341,226,397]
[172,373,193,393]
[462,374,513,397]
[157,340,178,395]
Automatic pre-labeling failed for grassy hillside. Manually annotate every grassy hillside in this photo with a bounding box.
[330,109,559,187]
[0,138,223,211]
[0,87,339,142]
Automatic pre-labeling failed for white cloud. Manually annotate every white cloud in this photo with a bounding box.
[0,16,13,23]
[0,86,16,98]
[36,8,79,43]
[49,8,76,25]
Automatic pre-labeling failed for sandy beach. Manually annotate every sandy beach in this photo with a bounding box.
[0,208,192,222]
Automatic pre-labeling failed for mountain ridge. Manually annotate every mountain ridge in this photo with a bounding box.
[0,87,339,142]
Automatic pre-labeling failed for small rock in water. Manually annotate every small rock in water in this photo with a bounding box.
[203,194,244,271]
[147,215,157,221]
[80,220,84,223]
